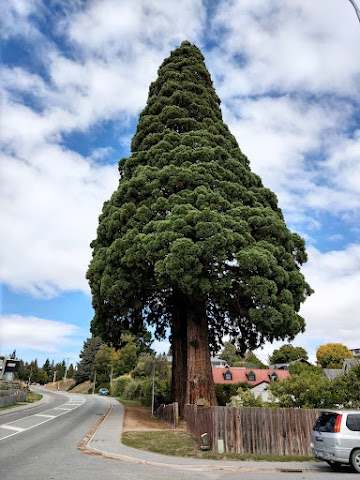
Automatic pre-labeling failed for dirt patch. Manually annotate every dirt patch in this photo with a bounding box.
[122,404,171,432]
[44,379,76,391]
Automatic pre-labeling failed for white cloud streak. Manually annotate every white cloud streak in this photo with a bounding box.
[0,314,79,351]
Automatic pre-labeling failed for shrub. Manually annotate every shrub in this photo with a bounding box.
[215,382,251,406]
[123,379,144,401]
[112,374,132,397]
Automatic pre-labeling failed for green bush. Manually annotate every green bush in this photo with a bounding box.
[215,382,251,406]
[123,379,144,401]
[112,375,132,397]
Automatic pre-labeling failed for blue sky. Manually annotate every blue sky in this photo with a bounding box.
[1,0,359,368]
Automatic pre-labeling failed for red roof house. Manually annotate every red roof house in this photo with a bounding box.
[213,367,290,402]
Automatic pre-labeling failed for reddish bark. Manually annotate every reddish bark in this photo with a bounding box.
[171,296,217,412]
[170,292,187,414]
[185,300,217,407]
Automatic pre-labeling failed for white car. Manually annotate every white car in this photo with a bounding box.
[311,410,360,472]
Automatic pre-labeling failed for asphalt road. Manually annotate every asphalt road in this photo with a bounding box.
[0,389,357,480]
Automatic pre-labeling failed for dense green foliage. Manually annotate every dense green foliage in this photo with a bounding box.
[316,342,353,368]
[268,344,308,364]
[87,41,312,358]
[112,353,172,407]
[75,336,102,384]
[219,342,266,367]
[269,363,360,408]
[215,381,252,405]
[17,358,74,384]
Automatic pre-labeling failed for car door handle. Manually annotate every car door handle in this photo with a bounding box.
[315,436,323,442]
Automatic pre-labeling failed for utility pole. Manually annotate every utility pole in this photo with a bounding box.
[92,369,97,395]
[109,364,113,390]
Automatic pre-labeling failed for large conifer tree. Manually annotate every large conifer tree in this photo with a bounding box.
[87,41,313,409]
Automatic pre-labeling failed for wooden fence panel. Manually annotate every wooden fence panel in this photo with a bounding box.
[185,405,319,456]
[155,402,179,428]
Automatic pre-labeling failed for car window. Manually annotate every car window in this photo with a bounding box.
[346,414,360,431]
[313,413,338,432]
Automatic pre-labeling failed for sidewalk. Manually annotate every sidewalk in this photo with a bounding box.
[0,390,51,416]
[84,400,327,473]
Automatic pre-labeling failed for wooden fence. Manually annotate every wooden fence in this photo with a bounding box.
[155,402,179,428]
[185,405,320,456]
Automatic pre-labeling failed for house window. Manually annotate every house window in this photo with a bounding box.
[269,372,278,382]
[246,371,256,381]
[223,371,232,380]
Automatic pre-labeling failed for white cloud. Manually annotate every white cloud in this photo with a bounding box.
[257,243,360,364]
[209,0,360,98]
[0,314,79,352]
[0,143,118,296]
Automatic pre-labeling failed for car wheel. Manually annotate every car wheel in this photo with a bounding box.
[350,449,360,473]
[325,460,342,471]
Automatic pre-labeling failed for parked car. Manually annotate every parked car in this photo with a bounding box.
[98,388,109,396]
[311,410,360,472]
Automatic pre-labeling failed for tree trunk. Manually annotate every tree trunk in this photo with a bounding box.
[185,299,217,406]
[170,292,188,415]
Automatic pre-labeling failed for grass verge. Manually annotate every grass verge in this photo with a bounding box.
[26,392,42,403]
[122,430,313,461]
[121,402,313,462]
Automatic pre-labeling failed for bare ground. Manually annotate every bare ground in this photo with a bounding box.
[122,404,171,432]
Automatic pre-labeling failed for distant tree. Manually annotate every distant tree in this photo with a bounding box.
[288,362,319,375]
[67,364,75,379]
[75,336,102,384]
[17,360,28,382]
[219,342,242,366]
[42,358,53,382]
[132,353,170,380]
[269,344,308,364]
[87,41,313,409]
[115,334,139,376]
[244,351,267,368]
[94,344,118,385]
[54,360,66,380]
[316,343,353,368]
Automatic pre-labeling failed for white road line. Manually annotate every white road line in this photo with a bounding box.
[34,414,56,418]
[0,394,86,441]
[1,425,25,432]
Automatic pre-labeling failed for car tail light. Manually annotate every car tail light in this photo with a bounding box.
[334,414,342,433]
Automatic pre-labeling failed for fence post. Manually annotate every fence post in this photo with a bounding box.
[173,402,179,428]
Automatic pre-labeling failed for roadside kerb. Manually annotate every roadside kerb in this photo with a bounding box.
[80,400,324,473]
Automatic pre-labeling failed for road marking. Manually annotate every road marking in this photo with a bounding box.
[0,394,86,441]
[1,425,25,431]
[34,414,56,418]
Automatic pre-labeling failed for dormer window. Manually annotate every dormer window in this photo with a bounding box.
[246,371,256,381]
[269,372,278,382]
[223,370,233,380]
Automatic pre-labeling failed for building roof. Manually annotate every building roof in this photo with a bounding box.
[323,368,343,380]
[212,367,289,387]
